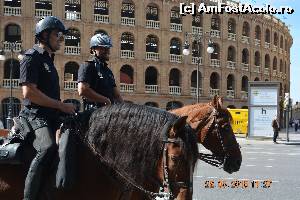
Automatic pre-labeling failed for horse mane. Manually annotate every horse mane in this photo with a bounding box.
[80,103,198,186]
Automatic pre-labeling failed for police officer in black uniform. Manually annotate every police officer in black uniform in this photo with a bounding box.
[78,33,123,109]
[19,16,76,200]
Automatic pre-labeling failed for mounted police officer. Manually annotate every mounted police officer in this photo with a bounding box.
[19,16,76,200]
[78,33,123,110]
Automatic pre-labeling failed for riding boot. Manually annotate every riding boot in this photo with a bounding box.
[23,156,45,200]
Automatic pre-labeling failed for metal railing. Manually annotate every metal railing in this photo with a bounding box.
[190,87,203,96]
[241,36,250,44]
[35,9,52,17]
[121,17,135,26]
[145,52,159,61]
[64,46,81,55]
[2,79,20,88]
[169,86,182,95]
[4,6,21,16]
[65,11,81,21]
[64,81,77,90]
[210,30,221,38]
[227,61,236,69]
[254,39,261,46]
[209,88,220,97]
[170,23,182,32]
[120,50,135,59]
[192,27,203,35]
[240,91,248,99]
[3,41,22,52]
[210,59,220,67]
[146,20,160,29]
[145,85,158,94]
[228,33,236,41]
[192,57,203,65]
[241,63,249,71]
[253,66,261,73]
[94,14,109,24]
[169,54,182,63]
[226,90,235,98]
[120,83,135,92]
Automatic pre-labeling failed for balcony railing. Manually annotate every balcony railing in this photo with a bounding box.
[264,68,270,76]
[241,63,249,71]
[279,48,283,54]
[265,42,270,49]
[65,11,81,21]
[254,39,261,46]
[146,20,160,29]
[169,86,182,95]
[282,74,287,79]
[227,61,236,69]
[277,72,283,78]
[210,30,220,38]
[2,79,20,88]
[192,57,203,65]
[226,90,235,98]
[170,23,182,32]
[146,52,159,61]
[120,50,135,59]
[35,9,52,17]
[190,87,203,96]
[120,83,135,93]
[170,54,182,63]
[228,33,236,41]
[241,36,250,44]
[145,85,158,94]
[253,66,261,73]
[210,59,220,67]
[3,41,22,52]
[192,26,203,35]
[272,70,277,77]
[209,88,220,97]
[272,45,278,52]
[64,46,81,55]
[64,81,77,90]
[4,6,21,16]
[94,14,109,24]
[240,91,248,99]
[121,17,135,26]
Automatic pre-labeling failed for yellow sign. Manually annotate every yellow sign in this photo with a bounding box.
[228,109,248,135]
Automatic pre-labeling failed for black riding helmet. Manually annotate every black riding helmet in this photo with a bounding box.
[35,16,67,52]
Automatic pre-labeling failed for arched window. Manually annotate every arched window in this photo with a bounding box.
[242,22,250,37]
[146,4,159,21]
[120,65,134,84]
[192,41,202,57]
[35,0,52,17]
[265,54,270,69]
[94,0,109,16]
[146,35,159,53]
[265,29,270,43]
[228,18,236,33]
[227,74,235,90]
[145,102,158,108]
[255,51,260,66]
[210,72,220,89]
[169,68,181,86]
[64,62,79,81]
[191,70,202,88]
[3,59,20,79]
[166,101,183,110]
[65,28,80,47]
[5,24,21,42]
[121,32,134,51]
[242,49,249,64]
[145,66,158,85]
[255,25,261,40]
[210,43,219,59]
[192,14,203,27]
[273,57,277,70]
[242,76,248,91]
[1,97,21,128]
[227,46,236,61]
[170,38,181,55]
[211,15,220,30]
[170,7,181,24]
[94,29,108,35]
[274,32,278,46]
[121,1,134,18]
[280,35,283,49]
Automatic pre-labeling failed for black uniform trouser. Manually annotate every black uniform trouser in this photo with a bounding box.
[23,120,57,200]
[273,131,278,142]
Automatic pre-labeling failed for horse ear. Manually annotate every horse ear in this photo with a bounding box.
[172,116,188,136]
[217,97,223,109]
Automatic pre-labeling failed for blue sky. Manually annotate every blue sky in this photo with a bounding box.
[240,0,300,103]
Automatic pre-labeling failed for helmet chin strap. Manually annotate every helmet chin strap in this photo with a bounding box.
[38,30,56,52]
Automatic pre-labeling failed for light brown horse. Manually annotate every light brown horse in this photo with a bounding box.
[0,103,199,200]
[171,96,242,174]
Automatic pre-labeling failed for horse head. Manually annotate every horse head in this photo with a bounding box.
[171,96,242,174]
[158,116,198,200]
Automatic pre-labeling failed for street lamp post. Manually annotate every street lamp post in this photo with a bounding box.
[183,32,214,103]
[0,41,24,130]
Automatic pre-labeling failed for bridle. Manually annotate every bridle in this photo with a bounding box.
[59,114,194,200]
[198,108,240,168]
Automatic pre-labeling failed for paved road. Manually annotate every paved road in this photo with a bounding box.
[192,131,300,200]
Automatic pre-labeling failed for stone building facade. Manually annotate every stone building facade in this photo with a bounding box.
[0,0,292,126]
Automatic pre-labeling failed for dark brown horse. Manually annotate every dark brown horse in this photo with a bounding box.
[0,103,199,200]
[170,96,242,174]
